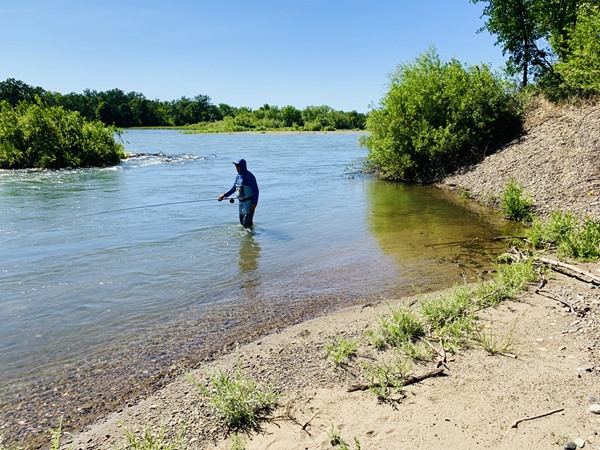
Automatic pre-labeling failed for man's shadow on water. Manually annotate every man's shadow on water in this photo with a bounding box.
[238,231,261,298]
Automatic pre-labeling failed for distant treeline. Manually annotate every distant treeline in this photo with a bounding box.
[0,78,366,131]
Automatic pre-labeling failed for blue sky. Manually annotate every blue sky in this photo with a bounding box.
[0,1,505,113]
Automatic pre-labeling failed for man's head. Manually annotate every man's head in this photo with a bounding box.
[233,158,247,174]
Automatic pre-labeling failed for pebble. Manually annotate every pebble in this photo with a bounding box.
[573,437,585,448]
[588,404,600,414]
[564,441,577,450]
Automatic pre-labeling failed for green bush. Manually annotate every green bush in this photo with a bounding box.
[360,47,522,182]
[0,100,124,169]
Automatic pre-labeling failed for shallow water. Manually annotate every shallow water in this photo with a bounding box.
[0,130,517,444]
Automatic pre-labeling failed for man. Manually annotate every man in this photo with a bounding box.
[218,158,259,228]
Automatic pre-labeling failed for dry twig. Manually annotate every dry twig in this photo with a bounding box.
[347,367,445,392]
[510,408,564,429]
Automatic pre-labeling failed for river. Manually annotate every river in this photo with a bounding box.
[0,130,517,446]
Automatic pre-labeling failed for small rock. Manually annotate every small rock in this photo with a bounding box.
[588,404,600,414]
[573,437,585,448]
[563,441,577,450]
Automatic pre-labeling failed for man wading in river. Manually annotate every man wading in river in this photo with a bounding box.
[218,158,259,228]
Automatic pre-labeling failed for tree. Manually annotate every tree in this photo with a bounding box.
[472,0,591,88]
[280,105,303,127]
[217,103,237,118]
[541,0,580,60]
[0,78,46,106]
[553,3,600,95]
[471,0,550,87]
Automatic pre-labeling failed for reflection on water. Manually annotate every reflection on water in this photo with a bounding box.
[366,180,522,288]
[238,231,262,297]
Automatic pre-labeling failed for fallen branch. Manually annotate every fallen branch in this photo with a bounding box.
[425,238,478,248]
[535,257,600,285]
[492,236,528,242]
[302,412,318,431]
[510,408,564,429]
[347,367,445,393]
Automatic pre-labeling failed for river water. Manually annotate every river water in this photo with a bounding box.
[0,130,517,445]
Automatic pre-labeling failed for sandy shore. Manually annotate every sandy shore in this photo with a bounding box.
[61,260,600,450]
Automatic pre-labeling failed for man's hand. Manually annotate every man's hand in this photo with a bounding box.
[217,195,225,202]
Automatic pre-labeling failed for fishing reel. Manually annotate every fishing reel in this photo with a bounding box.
[229,198,235,204]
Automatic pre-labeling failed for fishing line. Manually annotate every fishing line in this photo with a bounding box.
[83,198,224,217]
[1,198,234,245]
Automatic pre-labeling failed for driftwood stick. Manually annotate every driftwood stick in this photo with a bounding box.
[347,367,445,393]
[535,257,600,285]
[510,408,564,429]
[536,288,577,314]
[403,367,446,386]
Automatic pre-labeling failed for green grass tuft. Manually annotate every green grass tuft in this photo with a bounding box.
[528,211,600,261]
[325,336,358,367]
[115,423,185,450]
[368,306,425,350]
[190,365,279,429]
[501,178,534,222]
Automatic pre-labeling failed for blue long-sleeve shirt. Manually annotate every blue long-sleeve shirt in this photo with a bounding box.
[224,159,259,212]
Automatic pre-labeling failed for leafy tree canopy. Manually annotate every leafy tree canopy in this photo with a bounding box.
[472,0,600,97]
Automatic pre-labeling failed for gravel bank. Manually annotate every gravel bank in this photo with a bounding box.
[440,98,600,221]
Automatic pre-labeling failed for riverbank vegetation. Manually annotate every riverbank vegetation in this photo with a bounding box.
[360,47,522,182]
[0,100,124,170]
[363,0,600,183]
[182,105,366,133]
[0,78,366,132]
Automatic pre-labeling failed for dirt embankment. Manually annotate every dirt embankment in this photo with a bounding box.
[441,98,600,222]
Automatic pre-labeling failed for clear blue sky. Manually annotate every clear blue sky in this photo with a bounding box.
[0,0,505,113]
